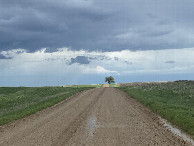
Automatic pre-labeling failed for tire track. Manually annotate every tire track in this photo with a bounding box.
[53,88,105,146]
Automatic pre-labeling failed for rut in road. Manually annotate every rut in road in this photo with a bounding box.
[0,88,192,146]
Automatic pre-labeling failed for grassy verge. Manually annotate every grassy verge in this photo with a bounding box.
[118,81,194,137]
[0,86,93,126]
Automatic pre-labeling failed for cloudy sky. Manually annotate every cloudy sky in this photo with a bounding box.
[0,0,194,86]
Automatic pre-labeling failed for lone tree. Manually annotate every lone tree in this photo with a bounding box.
[105,76,115,84]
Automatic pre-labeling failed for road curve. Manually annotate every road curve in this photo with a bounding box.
[0,88,192,146]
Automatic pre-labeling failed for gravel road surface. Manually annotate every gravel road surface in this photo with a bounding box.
[0,88,192,146]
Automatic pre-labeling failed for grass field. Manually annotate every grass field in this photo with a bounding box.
[0,86,94,126]
[119,81,194,137]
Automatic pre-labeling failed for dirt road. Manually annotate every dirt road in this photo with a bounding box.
[0,88,192,146]
[103,84,109,87]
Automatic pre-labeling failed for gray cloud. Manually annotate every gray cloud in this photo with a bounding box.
[141,29,174,37]
[24,61,42,63]
[45,58,56,62]
[89,55,112,61]
[165,61,175,64]
[69,56,90,65]
[0,54,7,59]
[114,57,119,61]
[124,61,133,65]
[0,54,12,59]
[1,0,194,52]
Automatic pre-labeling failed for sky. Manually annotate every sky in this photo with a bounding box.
[0,0,194,86]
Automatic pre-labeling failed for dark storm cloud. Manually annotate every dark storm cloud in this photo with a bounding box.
[69,56,90,65]
[1,0,194,52]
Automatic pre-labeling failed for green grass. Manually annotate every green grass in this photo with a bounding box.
[0,86,93,126]
[118,81,194,137]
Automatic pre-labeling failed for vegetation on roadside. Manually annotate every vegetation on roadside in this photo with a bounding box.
[0,86,93,126]
[119,81,194,137]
